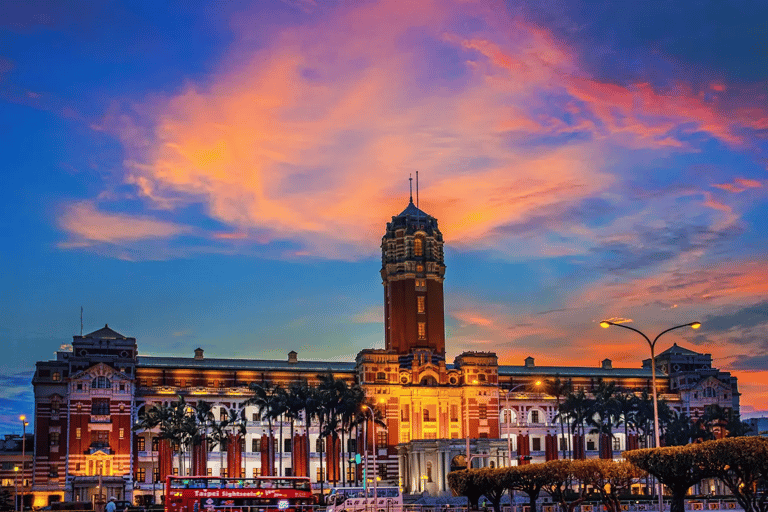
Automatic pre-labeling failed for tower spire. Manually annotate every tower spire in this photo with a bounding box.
[409,174,413,204]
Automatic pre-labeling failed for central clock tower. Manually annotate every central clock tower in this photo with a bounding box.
[381,197,446,357]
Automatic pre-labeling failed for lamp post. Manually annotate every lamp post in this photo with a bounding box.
[503,382,541,466]
[600,320,701,512]
[19,415,27,511]
[361,405,377,511]
[14,466,19,512]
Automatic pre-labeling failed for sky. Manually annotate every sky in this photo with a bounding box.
[1,0,767,435]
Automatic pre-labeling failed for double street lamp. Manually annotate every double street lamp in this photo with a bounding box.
[600,320,701,512]
[503,381,541,466]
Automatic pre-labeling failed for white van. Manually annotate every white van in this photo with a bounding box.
[326,487,402,512]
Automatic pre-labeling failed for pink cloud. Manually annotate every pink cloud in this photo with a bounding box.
[58,201,191,245]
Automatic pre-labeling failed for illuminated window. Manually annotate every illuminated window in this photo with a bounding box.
[423,409,430,422]
[401,407,409,422]
[137,437,145,451]
[377,430,387,446]
[316,466,325,482]
[52,372,61,382]
[414,238,423,257]
[479,404,487,421]
[253,467,260,478]
[220,410,229,422]
[221,468,227,478]
[76,428,82,440]
[418,322,426,339]
[173,468,178,476]
[153,468,160,482]
[207,468,212,476]
[347,465,355,482]
[119,428,125,439]
[152,437,159,451]
[416,264,424,272]
[136,468,146,482]
[417,296,425,314]
[451,405,458,422]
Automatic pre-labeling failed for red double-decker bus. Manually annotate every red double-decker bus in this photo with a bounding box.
[165,476,315,512]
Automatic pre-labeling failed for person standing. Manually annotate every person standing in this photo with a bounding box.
[106,497,117,512]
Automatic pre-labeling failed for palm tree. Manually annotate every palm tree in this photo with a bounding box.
[247,382,283,476]
[339,384,365,485]
[317,371,350,491]
[133,405,161,501]
[272,387,290,476]
[587,379,618,456]
[285,381,309,477]
[288,380,320,480]
[613,392,637,450]
[156,396,195,476]
[544,376,572,459]
[560,388,592,458]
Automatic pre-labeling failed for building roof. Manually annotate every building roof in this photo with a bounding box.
[138,356,356,373]
[656,343,702,357]
[397,200,433,219]
[83,324,127,339]
[498,364,652,379]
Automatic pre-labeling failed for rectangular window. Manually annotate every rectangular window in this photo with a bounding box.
[207,468,212,476]
[152,437,159,451]
[119,428,125,439]
[77,383,83,390]
[220,410,229,422]
[418,322,426,340]
[346,465,355,482]
[612,437,621,451]
[153,468,160,483]
[417,296,425,314]
[316,438,324,452]
[51,402,60,414]
[479,403,487,421]
[173,468,178,476]
[284,439,292,453]
[531,410,540,424]
[252,439,260,452]
[91,398,110,415]
[347,439,357,453]
[76,428,82,440]
[50,432,60,445]
[401,407,409,422]
[137,468,146,482]
[316,466,325,482]
[532,438,541,451]
[220,468,227,478]
[52,372,61,381]
[137,437,145,451]
[284,468,292,477]
[378,463,387,479]
[253,467,260,478]
[451,405,458,422]
[377,430,387,447]
[252,412,259,421]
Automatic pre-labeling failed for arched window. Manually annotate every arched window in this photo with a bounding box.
[414,237,423,257]
[92,376,111,389]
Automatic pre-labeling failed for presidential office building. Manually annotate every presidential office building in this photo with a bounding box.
[30,199,740,507]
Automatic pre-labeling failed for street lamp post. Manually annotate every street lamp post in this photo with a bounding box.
[20,415,27,511]
[600,320,701,512]
[361,405,377,512]
[14,466,19,512]
[503,382,541,466]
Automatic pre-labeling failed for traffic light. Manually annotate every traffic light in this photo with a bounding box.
[349,453,362,465]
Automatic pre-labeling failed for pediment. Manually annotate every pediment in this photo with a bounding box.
[71,362,129,381]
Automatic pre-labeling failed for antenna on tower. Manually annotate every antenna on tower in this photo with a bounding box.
[409,174,413,204]
[80,306,83,336]
[416,171,419,211]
